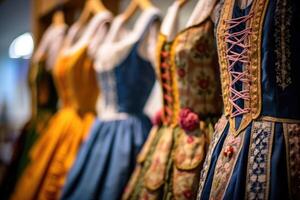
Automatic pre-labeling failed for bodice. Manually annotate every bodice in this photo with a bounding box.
[97,45,155,115]
[95,9,161,118]
[216,0,300,135]
[54,46,99,114]
[53,12,112,114]
[158,2,222,125]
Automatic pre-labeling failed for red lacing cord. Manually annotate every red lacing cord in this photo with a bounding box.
[224,12,254,118]
[160,48,173,124]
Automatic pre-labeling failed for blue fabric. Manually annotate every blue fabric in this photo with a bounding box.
[61,14,159,200]
[261,0,300,119]
[114,43,155,114]
[223,125,251,200]
[61,115,151,200]
[268,123,289,200]
[200,122,291,199]
[201,124,229,199]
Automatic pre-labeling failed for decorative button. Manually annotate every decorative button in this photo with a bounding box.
[223,145,234,158]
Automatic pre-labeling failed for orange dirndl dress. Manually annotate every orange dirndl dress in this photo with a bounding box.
[11,45,99,200]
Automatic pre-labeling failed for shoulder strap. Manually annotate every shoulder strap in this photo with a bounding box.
[186,0,218,27]
[160,1,180,41]
[135,8,161,45]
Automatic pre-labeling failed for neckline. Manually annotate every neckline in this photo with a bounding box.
[160,17,210,44]
[105,7,160,44]
[161,0,216,42]
[63,11,112,55]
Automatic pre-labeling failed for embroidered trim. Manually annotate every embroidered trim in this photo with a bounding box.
[274,0,292,90]
[157,35,175,126]
[245,121,274,200]
[137,126,159,163]
[209,125,245,199]
[197,115,228,198]
[172,167,200,200]
[170,35,181,126]
[173,127,205,170]
[144,127,174,190]
[260,116,300,123]
[216,0,270,136]
[284,123,300,199]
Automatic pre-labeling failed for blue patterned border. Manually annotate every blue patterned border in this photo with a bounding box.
[245,121,274,200]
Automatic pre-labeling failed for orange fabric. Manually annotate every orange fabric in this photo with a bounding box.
[11,46,99,200]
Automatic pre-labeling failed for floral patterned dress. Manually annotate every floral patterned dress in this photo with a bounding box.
[122,1,222,200]
[197,0,300,199]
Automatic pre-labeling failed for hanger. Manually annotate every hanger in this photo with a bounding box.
[122,0,155,22]
[177,0,189,8]
[52,10,66,26]
[77,0,108,25]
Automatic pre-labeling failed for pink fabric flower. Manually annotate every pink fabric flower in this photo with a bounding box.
[179,108,200,132]
[152,109,163,126]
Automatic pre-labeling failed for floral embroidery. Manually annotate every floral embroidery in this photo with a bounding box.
[137,126,159,163]
[197,115,228,199]
[274,0,292,90]
[174,20,222,117]
[144,127,173,190]
[190,36,213,63]
[139,188,160,200]
[173,167,200,200]
[210,127,245,199]
[284,123,300,199]
[122,166,142,200]
[245,121,273,200]
[179,108,200,132]
[173,127,206,170]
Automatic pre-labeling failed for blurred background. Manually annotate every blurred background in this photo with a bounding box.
[0,0,31,177]
[0,0,199,183]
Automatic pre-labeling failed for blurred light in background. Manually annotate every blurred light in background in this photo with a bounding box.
[8,32,34,59]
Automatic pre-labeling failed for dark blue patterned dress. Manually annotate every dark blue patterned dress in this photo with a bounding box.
[197,0,300,199]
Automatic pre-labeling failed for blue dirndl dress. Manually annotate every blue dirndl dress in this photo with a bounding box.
[61,9,161,200]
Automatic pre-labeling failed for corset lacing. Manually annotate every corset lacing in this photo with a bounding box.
[160,45,173,124]
[224,12,254,117]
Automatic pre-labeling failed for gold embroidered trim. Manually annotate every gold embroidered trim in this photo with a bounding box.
[216,0,270,136]
[260,116,300,123]
[283,123,300,199]
[170,36,180,126]
[283,123,292,199]
[156,34,169,125]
